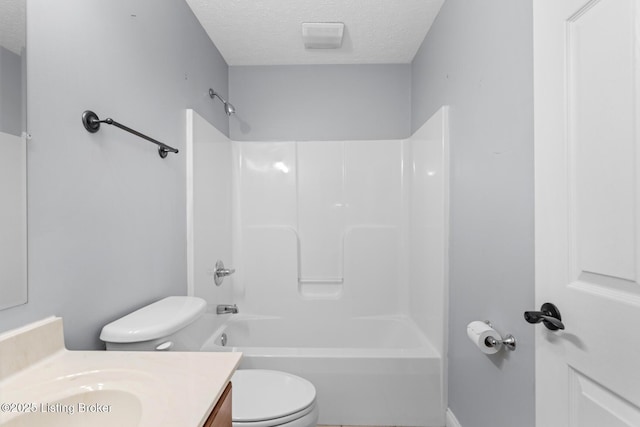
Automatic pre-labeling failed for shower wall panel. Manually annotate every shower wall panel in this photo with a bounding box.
[188,110,233,306]
[344,140,403,226]
[240,225,300,314]
[297,141,344,283]
[406,107,449,355]
[235,140,405,318]
[239,142,297,227]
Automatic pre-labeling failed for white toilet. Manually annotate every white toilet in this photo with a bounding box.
[100,296,319,427]
[232,369,318,427]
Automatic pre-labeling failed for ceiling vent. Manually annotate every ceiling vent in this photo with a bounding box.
[301,22,345,49]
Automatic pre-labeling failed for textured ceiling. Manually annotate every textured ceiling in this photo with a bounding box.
[0,0,26,55]
[185,0,445,66]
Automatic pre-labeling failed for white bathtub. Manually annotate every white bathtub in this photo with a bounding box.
[199,314,444,427]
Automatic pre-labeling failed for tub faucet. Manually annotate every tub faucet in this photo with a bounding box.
[216,304,238,315]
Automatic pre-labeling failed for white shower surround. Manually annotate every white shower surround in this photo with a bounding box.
[186,107,449,426]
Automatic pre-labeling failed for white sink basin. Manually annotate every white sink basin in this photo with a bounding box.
[0,317,242,427]
[2,389,141,427]
[0,370,149,427]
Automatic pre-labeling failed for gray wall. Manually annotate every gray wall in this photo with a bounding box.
[229,65,411,141]
[0,46,24,136]
[412,1,534,426]
[0,0,229,350]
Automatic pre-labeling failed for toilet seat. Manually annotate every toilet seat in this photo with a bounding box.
[231,370,318,427]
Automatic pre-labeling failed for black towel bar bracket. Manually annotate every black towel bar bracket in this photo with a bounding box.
[82,110,179,159]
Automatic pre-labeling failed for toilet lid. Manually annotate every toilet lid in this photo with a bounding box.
[231,370,316,423]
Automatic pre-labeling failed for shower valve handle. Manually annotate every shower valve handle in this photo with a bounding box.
[217,268,235,276]
[213,260,235,286]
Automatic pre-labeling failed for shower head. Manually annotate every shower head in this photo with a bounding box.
[224,101,236,116]
[209,88,236,116]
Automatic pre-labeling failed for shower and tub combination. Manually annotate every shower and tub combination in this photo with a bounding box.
[182,106,448,426]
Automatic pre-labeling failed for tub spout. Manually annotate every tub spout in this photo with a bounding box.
[217,304,238,315]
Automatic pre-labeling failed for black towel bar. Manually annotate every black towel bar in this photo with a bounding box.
[82,110,179,159]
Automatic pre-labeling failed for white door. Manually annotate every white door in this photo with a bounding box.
[534,1,640,426]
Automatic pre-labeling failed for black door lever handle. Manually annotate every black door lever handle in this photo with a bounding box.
[524,312,565,330]
[524,302,565,330]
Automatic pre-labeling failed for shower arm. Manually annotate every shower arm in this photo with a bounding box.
[209,89,227,103]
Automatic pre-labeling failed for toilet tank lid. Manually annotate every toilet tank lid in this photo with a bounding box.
[99,296,207,343]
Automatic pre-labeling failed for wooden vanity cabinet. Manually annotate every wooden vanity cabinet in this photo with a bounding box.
[203,382,232,427]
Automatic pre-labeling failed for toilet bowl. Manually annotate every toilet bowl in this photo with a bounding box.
[100,296,318,427]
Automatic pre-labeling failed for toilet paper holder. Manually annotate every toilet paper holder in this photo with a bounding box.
[483,321,517,351]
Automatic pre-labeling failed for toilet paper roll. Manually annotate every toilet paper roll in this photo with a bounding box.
[466,321,502,354]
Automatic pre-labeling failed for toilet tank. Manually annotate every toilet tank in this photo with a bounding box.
[100,296,207,351]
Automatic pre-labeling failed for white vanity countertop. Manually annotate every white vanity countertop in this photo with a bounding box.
[0,317,242,427]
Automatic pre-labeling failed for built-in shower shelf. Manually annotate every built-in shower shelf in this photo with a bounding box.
[298,280,343,299]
